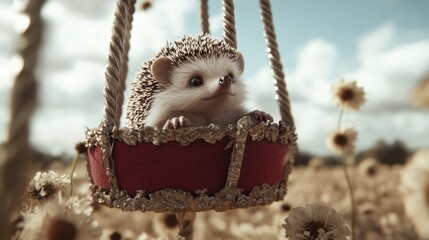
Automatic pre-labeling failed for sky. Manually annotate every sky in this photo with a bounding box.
[0,0,428,156]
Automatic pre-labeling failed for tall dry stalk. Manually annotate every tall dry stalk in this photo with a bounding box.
[0,0,45,238]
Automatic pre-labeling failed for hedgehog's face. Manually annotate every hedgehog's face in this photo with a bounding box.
[151,54,246,112]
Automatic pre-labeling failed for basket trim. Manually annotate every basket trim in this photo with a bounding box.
[89,159,292,213]
[85,116,297,148]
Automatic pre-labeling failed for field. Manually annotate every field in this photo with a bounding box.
[11,151,426,240]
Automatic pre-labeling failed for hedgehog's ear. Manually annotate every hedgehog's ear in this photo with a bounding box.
[151,57,174,86]
[237,53,245,75]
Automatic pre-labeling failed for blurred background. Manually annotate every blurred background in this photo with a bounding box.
[1,0,428,161]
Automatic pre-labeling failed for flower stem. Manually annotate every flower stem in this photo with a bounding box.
[337,108,356,239]
[337,108,344,129]
[342,159,356,240]
[69,151,79,197]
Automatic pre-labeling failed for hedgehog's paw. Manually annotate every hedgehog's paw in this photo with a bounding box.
[163,116,191,130]
[249,110,273,123]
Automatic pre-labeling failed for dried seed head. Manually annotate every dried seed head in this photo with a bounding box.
[23,171,70,209]
[74,142,87,154]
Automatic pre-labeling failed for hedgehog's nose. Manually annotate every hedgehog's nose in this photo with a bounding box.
[219,75,233,85]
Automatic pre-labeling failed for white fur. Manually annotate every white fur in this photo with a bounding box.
[144,56,248,128]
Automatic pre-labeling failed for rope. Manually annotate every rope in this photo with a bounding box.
[115,0,136,127]
[222,0,237,48]
[0,0,45,238]
[200,0,209,34]
[103,0,129,131]
[259,0,294,127]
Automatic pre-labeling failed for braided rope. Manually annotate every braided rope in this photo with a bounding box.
[259,0,294,127]
[200,0,209,34]
[103,0,129,130]
[225,126,248,188]
[177,212,196,240]
[115,0,136,127]
[0,0,45,238]
[222,0,237,48]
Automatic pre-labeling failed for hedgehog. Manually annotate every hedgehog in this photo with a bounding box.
[126,33,273,130]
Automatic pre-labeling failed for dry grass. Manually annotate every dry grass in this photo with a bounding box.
[25,156,417,240]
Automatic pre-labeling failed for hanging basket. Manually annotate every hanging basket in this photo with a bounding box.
[83,0,297,214]
[85,117,295,212]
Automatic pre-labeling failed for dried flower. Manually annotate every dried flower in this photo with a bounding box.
[400,148,429,238]
[326,128,357,156]
[358,157,379,177]
[19,194,100,240]
[332,79,366,111]
[22,170,70,209]
[283,203,351,240]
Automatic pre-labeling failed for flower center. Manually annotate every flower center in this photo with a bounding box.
[32,183,57,200]
[334,134,348,146]
[340,88,354,101]
[304,221,328,239]
[48,218,77,240]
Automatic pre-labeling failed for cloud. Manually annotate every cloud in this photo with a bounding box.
[30,108,102,155]
[246,39,338,118]
[0,0,196,154]
[288,39,338,106]
[351,24,429,111]
[358,23,396,62]
[247,23,429,155]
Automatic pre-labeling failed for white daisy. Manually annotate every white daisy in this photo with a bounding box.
[326,128,358,156]
[332,79,366,111]
[283,203,351,240]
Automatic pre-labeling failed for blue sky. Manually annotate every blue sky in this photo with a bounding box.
[187,0,429,75]
[0,0,428,155]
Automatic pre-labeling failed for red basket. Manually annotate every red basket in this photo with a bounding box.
[84,121,295,213]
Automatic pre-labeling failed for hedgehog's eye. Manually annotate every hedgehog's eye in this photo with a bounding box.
[189,76,204,87]
[228,73,235,82]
